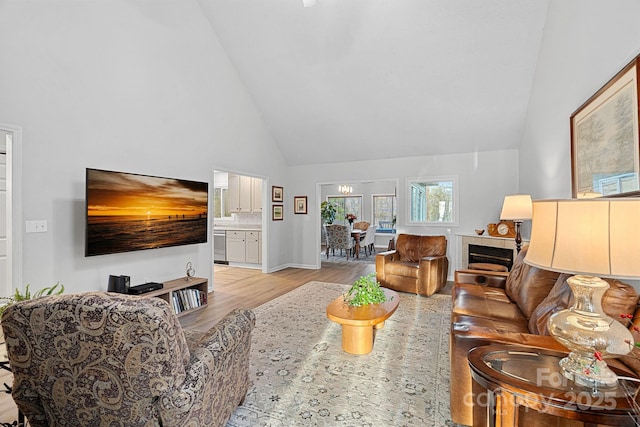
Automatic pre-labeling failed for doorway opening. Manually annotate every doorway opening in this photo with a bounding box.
[212,170,265,271]
[0,124,22,297]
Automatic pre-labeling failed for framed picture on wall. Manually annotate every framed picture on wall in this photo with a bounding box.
[294,196,307,214]
[272,186,284,202]
[570,54,640,198]
[272,204,283,221]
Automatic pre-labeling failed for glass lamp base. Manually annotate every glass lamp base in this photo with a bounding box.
[559,352,619,388]
[548,275,634,389]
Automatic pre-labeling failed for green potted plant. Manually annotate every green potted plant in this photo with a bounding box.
[321,201,336,224]
[0,282,64,319]
[343,273,391,307]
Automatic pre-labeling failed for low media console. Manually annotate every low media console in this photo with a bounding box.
[107,276,208,318]
[140,277,208,318]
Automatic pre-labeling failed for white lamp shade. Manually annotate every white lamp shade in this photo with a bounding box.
[500,194,532,221]
[525,198,640,279]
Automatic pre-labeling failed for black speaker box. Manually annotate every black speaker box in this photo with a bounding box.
[108,275,130,294]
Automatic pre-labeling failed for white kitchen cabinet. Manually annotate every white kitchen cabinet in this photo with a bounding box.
[228,174,261,213]
[226,230,261,264]
[246,231,261,264]
[227,174,240,213]
[226,230,246,262]
[238,175,252,212]
[251,178,262,213]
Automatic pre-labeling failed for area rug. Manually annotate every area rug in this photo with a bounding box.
[226,281,456,426]
[320,251,376,264]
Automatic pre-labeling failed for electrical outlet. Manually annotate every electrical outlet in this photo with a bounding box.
[25,220,48,233]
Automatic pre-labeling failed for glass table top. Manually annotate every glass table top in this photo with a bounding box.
[482,348,640,399]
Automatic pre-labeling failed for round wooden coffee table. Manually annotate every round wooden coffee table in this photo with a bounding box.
[326,288,399,354]
[468,344,640,427]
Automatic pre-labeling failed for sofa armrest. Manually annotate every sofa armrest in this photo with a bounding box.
[376,249,396,260]
[454,269,509,288]
[160,308,256,425]
[417,255,449,295]
[375,250,397,283]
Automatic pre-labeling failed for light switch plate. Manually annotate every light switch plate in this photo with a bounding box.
[25,220,47,233]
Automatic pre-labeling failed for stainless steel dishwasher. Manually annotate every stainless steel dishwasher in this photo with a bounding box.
[213,229,228,264]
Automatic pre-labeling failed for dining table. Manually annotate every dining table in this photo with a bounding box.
[351,229,366,259]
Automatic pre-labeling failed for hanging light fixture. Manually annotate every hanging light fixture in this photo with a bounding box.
[338,185,352,195]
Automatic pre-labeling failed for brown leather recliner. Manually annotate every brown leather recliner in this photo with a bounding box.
[375,233,448,296]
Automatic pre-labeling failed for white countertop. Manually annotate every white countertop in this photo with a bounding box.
[214,225,261,231]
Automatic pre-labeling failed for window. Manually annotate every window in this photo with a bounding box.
[408,176,457,225]
[327,196,362,225]
[213,187,230,218]
[373,194,396,232]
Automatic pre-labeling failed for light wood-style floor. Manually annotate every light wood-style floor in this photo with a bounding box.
[180,261,377,329]
[0,261,378,424]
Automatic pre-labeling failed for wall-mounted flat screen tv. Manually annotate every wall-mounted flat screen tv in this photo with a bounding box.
[86,168,208,257]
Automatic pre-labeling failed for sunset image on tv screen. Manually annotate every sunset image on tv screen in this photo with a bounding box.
[86,168,208,256]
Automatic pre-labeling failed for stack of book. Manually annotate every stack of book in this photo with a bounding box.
[172,288,207,314]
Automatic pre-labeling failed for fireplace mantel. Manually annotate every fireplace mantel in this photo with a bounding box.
[457,233,529,271]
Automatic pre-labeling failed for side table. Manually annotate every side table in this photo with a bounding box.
[468,344,640,427]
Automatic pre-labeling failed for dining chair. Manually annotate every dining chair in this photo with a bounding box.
[325,224,355,260]
[359,225,377,256]
[353,221,370,231]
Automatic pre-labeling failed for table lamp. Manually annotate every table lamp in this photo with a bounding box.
[525,198,640,388]
[499,194,532,253]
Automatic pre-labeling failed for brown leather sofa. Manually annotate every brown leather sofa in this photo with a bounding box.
[450,245,640,426]
[375,233,448,297]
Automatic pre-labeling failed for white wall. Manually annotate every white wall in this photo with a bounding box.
[520,0,640,199]
[290,149,520,277]
[6,1,634,292]
[0,1,289,293]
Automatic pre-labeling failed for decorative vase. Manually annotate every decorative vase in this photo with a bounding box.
[547,275,634,388]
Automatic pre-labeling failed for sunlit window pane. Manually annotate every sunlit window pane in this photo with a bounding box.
[373,195,396,230]
[327,196,362,225]
[408,178,456,225]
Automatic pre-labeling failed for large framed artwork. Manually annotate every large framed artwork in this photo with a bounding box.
[570,55,640,198]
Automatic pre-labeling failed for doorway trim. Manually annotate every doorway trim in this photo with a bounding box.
[0,123,23,294]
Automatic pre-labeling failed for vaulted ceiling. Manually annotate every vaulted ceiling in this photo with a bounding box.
[199,0,549,166]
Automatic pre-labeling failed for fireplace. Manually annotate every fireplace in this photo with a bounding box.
[468,244,514,271]
[459,234,527,273]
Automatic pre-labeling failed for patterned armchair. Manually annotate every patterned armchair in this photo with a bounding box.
[1,292,255,427]
[325,224,355,260]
